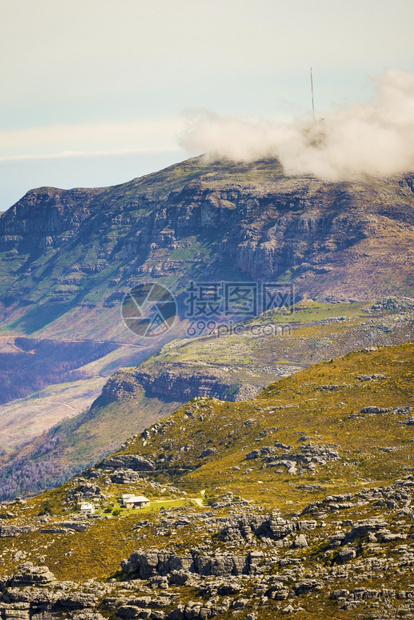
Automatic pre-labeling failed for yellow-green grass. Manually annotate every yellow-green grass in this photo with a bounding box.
[119,341,414,511]
[1,340,413,587]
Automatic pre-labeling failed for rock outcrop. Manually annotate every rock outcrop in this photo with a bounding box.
[98,454,155,472]
[0,475,413,619]
[102,369,260,404]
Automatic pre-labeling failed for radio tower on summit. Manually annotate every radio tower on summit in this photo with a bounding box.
[310,67,316,121]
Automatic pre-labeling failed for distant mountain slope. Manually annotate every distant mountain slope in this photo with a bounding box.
[0,339,147,465]
[0,157,413,340]
[0,337,118,405]
[2,299,413,501]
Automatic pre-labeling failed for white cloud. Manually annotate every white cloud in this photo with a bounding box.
[180,70,414,179]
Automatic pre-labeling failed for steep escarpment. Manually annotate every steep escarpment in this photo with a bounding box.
[0,158,413,340]
[101,295,414,409]
[1,157,413,504]
[0,186,104,254]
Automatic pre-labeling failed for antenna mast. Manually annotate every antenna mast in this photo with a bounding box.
[310,67,315,121]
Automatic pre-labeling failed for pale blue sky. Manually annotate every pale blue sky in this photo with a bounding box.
[1,0,413,209]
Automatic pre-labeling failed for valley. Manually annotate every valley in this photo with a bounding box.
[1,158,414,487]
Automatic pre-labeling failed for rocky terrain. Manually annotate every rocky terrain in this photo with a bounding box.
[0,341,412,618]
[122,297,414,403]
[1,480,414,620]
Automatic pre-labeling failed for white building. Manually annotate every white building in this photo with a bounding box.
[121,494,150,509]
[80,502,95,514]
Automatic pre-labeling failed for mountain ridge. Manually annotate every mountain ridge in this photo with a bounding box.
[0,156,414,506]
[1,157,414,341]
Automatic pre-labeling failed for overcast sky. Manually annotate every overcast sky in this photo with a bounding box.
[1,0,414,209]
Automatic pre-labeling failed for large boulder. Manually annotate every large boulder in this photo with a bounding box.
[121,549,255,579]
[10,563,55,587]
[98,454,155,472]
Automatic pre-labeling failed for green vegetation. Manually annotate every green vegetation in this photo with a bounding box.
[4,299,413,502]
[0,341,411,583]
[0,340,412,619]
[1,156,414,343]
[133,299,414,395]
[118,341,414,510]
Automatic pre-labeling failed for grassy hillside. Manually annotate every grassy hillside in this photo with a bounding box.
[115,340,414,509]
[0,341,413,618]
[3,299,414,501]
[136,298,414,393]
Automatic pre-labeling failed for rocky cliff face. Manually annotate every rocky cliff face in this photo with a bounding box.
[102,368,260,403]
[0,186,103,254]
[0,157,413,339]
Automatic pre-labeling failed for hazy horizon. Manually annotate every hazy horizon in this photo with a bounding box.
[2,0,414,208]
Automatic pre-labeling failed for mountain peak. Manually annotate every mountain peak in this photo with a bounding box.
[0,157,413,340]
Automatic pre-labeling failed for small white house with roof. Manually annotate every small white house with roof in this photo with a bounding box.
[121,494,150,509]
[80,502,95,515]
